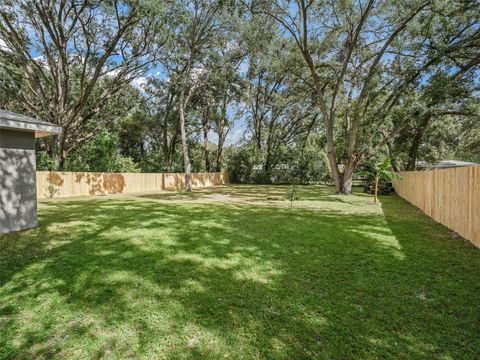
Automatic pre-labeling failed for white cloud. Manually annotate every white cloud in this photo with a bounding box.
[102,68,148,92]
[131,76,148,90]
[104,67,121,77]
[0,37,11,52]
[225,128,244,146]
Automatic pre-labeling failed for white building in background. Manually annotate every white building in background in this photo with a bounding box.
[416,160,478,170]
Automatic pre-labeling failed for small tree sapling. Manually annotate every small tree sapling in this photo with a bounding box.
[356,158,402,204]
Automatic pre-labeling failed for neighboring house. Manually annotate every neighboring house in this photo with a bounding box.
[252,164,292,171]
[0,109,62,233]
[416,160,479,170]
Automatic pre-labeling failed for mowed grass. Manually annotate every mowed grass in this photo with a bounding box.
[0,185,479,359]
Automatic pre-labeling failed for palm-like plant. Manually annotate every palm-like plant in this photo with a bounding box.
[356,158,402,204]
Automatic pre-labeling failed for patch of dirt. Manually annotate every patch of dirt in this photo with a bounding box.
[208,193,232,201]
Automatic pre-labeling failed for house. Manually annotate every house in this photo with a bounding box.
[0,109,62,233]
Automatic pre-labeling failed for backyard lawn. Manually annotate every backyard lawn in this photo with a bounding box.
[1,185,479,359]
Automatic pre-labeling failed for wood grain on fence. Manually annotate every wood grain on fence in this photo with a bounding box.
[37,171,229,199]
[393,166,480,248]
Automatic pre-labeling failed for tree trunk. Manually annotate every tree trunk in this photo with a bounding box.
[302,47,346,194]
[264,128,275,183]
[202,108,210,172]
[325,132,344,193]
[264,155,273,183]
[374,176,379,203]
[162,114,170,171]
[340,158,356,195]
[386,141,400,172]
[162,127,169,170]
[167,129,179,172]
[215,99,227,172]
[161,91,176,171]
[406,114,431,171]
[215,131,224,172]
[52,133,66,170]
[179,91,192,192]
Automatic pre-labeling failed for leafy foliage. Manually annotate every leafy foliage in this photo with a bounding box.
[287,183,299,208]
[64,131,139,173]
[356,158,402,203]
[0,0,478,182]
[36,152,56,171]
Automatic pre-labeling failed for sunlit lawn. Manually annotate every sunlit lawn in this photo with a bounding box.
[1,185,479,359]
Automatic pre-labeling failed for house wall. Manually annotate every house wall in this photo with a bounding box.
[0,129,38,233]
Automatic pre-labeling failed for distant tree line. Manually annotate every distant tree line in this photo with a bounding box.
[1,0,479,192]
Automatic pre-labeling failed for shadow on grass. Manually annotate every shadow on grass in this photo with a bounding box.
[139,184,371,209]
[0,191,479,359]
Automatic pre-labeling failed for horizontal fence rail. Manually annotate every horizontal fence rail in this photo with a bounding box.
[393,166,480,248]
[36,171,229,199]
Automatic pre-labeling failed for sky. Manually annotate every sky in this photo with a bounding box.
[0,31,247,147]
[136,63,249,147]
[0,37,10,53]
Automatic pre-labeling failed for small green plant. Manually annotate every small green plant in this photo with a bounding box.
[47,181,59,198]
[356,158,402,204]
[287,183,300,208]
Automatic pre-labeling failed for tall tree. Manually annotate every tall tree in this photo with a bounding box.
[144,75,182,172]
[382,63,480,171]
[213,62,245,172]
[0,0,167,169]
[403,70,478,170]
[245,40,318,181]
[161,0,243,191]
[252,0,480,193]
[189,51,245,173]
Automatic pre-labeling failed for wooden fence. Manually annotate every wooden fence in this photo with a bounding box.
[393,166,480,248]
[36,171,229,199]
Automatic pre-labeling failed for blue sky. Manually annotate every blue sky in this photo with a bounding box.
[138,63,249,147]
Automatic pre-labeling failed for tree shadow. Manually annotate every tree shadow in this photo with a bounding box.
[0,193,479,359]
[0,148,38,232]
[140,184,373,210]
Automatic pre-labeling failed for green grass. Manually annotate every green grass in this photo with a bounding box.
[1,185,479,359]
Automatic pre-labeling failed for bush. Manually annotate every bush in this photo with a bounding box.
[36,151,56,171]
[64,131,139,173]
[225,142,332,184]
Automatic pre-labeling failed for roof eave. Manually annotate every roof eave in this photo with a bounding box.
[0,118,62,138]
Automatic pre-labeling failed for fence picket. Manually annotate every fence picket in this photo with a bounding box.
[37,171,229,199]
[393,166,480,248]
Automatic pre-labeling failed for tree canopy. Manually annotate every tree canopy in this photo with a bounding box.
[1,0,479,192]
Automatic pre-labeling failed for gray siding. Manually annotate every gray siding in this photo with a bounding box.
[0,131,38,233]
[0,129,35,150]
